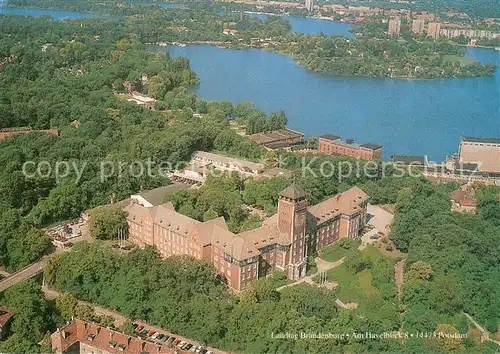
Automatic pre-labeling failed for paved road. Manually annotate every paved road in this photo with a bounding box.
[0,260,45,292]
[42,286,228,354]
[0,248,70,293]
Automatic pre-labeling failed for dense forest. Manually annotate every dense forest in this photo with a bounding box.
[276,35,495,79]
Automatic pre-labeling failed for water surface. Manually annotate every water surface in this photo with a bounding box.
[248,13,354,38]
[161,45,499,161]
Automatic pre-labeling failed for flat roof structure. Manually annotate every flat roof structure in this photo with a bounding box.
[392,155,428,166]
[247,128,305,147]
[461,137,500,144]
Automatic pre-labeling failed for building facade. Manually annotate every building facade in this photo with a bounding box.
[459,137,500,173]
[412,19,425,35]
[427,22,441,39]
[318,135,382,161]
[124,185,368,291]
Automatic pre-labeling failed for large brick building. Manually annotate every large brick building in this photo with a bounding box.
[458,137,500,173]
[124,184,369,291]
[318,135,382,161]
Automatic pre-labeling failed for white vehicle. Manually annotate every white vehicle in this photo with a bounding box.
[177,341,186,348]
[151,332,160,340]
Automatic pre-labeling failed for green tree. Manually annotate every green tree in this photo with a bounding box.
[88,208,129,240]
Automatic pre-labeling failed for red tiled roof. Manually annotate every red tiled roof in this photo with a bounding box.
[308,186,369,224]
[459,199,477,207]
[0,306,13,328]
[51,319,181,354]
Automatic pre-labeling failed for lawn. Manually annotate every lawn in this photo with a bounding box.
[321,238,361,262]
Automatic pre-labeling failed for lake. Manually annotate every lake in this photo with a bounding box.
[161,44,499,161]
[248,13,354,38]
[0,7,106,20]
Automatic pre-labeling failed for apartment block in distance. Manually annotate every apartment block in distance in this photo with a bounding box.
[51,319,189,354]
[427,22,441,39]
[388,18,401,36]
[318,134,382,161]
[124,184,368,291]
[412,19,425,35]
[458,137,500,173]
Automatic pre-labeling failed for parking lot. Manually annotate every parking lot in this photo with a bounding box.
[132,322,223,354]
[360,204,394,246]
[45,218,91,248]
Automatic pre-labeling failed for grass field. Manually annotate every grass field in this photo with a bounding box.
[321,238,361,262]
[326,245,395,304]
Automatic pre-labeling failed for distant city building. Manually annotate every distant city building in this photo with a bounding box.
[247,128,305,150]
[459,137,500,173]
[388,18,401,36]
[412,19,425,35]
[318,135,382,161]
[440,28,499,40]
[124,184,369,291]
[305,0,314,12]
[427,22,441,39]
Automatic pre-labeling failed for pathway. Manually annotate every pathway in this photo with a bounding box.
[0,248,68,293]
[0,261,45,292]
[276,257,345,291]
[395,259,406,301]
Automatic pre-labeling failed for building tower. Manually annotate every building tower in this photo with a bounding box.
[412,19,425,36]
[388,18,401,36]
[427,22,441,39]
[277,184,308,280]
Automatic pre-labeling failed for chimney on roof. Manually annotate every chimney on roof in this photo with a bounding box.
[61,330,67,339]
[337,195,341,201]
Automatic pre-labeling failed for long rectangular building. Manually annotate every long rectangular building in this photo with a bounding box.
[247,128,305,150]
[318,134,382,161]
[124,185,369,291]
